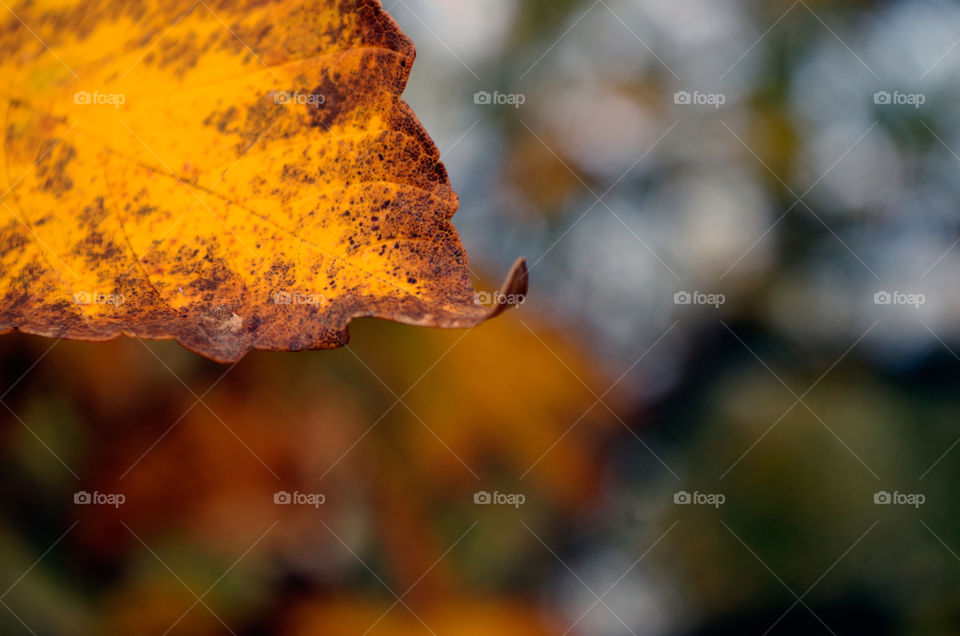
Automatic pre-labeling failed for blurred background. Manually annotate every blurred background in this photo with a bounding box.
[2,0,960,633]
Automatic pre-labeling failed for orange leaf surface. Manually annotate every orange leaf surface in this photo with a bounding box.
[0,0,526,362]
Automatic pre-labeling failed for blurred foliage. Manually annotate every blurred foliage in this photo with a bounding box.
[0,306,617,634]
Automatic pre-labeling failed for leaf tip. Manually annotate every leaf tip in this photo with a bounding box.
[486,257,528,319]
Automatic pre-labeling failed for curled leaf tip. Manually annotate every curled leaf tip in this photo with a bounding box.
[486,257,529,320]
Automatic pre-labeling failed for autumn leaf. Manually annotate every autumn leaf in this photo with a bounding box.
[0,0,526,362]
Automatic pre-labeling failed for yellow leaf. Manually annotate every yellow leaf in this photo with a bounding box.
[0,0,525,362]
